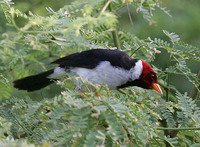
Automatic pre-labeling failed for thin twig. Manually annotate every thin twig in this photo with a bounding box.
[126,3,133,25]
[189,69,200,101]
[10,12,20,31]
[157,127,200,131]
[111,30,121,49]
[117,89,128,95]
[21,30,67,34]
[108,3,121,49]
[99,0,112,17]
[166,54,173,102]
[130,46,142,57]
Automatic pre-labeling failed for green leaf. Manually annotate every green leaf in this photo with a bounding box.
[163,30,180,44]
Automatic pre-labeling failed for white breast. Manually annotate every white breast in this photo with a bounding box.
[130,60,143,80]
[70,61,131,89]
[49,60,143,89]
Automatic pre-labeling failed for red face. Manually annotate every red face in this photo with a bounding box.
[140,61,163,94]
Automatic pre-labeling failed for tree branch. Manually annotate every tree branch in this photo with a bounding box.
[189,69,200,101]
[108,2,121,49]
[157,127,200,131]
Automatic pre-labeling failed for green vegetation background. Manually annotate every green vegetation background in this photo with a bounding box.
[0,0,200,146]
[1,0,199,94]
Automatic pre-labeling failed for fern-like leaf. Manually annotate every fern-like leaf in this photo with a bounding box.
[163,30,180,44]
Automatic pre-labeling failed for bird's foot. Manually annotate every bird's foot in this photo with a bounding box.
[78,90,87,98]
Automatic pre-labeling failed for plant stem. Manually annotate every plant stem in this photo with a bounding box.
[130,46,142,57]
[189,69,200,101]
[126,3,133,25]
[22,30,67,34]
[10,12,20,31]
[165,54,173,102]
[108,2,121,49]
[111,29,121,49]
[117,89,128,95]
[157,127,200,131]
[161,54,175,147]
[99,0,112,17]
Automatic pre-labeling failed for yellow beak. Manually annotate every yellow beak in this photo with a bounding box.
[152,83,163,94]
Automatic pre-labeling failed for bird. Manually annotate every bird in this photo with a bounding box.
[13,49,163,94]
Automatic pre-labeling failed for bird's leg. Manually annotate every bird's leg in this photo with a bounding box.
[75,81,100,97]
[88,87,101,97]
[96,94,100,97]
[78,90,88,98]
[75,87,87,98]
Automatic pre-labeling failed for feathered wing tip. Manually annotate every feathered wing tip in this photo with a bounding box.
[13,69,54,92]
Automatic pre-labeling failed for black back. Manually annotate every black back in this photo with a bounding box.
[52,49,138,70]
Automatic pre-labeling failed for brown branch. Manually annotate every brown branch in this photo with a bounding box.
[189,69,200,101]
[126,3,133,25]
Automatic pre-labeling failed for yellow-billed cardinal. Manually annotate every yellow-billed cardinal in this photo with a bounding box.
[13,49,163,94]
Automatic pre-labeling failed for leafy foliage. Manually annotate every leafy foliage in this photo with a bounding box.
[0,0,200,146]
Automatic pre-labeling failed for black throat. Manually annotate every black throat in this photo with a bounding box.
[117,79,149,89]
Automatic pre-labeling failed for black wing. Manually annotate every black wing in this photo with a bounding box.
[51,49,137,70]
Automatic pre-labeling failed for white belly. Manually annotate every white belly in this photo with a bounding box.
[48,60,143,89]
[70,61,131,89]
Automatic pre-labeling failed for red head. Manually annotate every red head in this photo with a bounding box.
[140,60,162,94]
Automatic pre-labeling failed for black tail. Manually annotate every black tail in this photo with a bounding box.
[13,69,54,92]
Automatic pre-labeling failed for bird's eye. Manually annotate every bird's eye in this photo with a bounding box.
[151,74,156,80]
